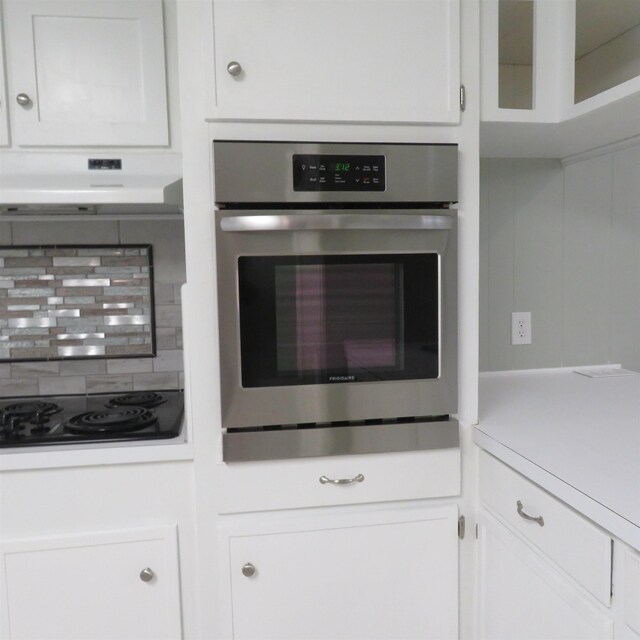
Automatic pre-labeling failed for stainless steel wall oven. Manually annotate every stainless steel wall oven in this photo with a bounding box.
[214,141,458,462]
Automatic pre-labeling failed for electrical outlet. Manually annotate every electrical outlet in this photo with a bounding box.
[512,312,532,345]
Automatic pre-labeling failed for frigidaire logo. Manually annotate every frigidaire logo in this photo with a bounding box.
[329,375,356,382]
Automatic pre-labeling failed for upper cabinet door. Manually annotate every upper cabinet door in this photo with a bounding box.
[209,0,460,124]
[3,0,169,147]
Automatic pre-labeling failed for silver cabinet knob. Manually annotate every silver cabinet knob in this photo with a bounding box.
[16,93,32,107]
[139,567,155,582]
[242,562,256,577]
[227,61,242,77]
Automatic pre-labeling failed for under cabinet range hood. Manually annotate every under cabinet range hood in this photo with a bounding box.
[0,152,183,215]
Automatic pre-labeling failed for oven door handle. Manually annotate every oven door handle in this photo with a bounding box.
[220,213,454,232]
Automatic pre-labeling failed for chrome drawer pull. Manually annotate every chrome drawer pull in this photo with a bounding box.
[319,473,365,485]
[517,500,545,526]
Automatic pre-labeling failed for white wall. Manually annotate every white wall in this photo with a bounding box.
[480,144,640,372]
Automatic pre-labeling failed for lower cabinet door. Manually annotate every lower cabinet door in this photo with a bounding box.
[225,505,458,640]
[1,525,182,640]
[477,510,613,640]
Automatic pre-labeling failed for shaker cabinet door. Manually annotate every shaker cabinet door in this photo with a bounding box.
[210,0,460,124]
[3,0,169,147]
[1,526,182,640]
[225,505,459,639]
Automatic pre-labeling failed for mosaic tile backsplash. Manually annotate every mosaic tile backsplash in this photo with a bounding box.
[0,245,155,362]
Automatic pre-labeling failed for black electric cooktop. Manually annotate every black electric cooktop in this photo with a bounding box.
[0,390,184,447]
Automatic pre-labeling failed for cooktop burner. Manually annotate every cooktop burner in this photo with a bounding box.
[0,390,183,447]
[66,407,158,434]
[106,392,167,409]
[2,401,62,419]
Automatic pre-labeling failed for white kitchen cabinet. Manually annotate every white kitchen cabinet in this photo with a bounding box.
[477,451,615,640]
[220,504,459,639]
[0,2,9,146]
[620,548,640,639]
[476,510,613,640]
[0,525,182,640]
[209,0,460,124]
[2,0,169,147]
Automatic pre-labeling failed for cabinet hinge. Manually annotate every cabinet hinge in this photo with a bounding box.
[460,85,466,112]
[458,515,466,540]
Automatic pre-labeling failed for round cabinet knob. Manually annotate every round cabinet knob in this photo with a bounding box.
[226,61,242,77]
[16,93,32,107]
[242,562,256,577]
[139,567,155,582]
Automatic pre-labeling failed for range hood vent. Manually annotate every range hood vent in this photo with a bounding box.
[0,152,183,214]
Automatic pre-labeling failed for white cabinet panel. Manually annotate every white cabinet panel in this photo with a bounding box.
[1,525,182,640]
[477,511,613,640]
[479,450,613,606]
[3,0,169,146]
[217,448,460,514]
[210,0,460,124]
[624,549,640,637]
[0,2,8,146]
[222,505,459,639]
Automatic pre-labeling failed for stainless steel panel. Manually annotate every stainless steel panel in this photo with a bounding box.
[223,418,459,462]
[213,141,458,204]
[215,209,457,430]
[220,212,454,232]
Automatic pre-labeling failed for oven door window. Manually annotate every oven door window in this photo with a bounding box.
[238,254,439,387]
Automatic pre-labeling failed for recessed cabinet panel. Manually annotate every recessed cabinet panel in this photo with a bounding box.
[210,0,460,124]
[225,506,459,639]
[1,526,182,640]
[477,512,613,640]
[3,0,169,146]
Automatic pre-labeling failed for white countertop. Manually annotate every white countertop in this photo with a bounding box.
[475,366,640,550]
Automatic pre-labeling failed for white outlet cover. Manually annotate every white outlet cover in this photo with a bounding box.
[511,311,532,345]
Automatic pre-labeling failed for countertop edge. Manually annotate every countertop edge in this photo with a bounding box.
[474,426,640,552]
[0,440,194,472]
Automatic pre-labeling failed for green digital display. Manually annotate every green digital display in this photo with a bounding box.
[333,163,351,172]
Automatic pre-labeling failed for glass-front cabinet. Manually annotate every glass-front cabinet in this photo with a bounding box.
[482,0,640,122]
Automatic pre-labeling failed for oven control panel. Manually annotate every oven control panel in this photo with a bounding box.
[293,154,385,191]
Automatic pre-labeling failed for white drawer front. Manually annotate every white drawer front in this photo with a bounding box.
[479,451,612,606]
[216,448,460,514]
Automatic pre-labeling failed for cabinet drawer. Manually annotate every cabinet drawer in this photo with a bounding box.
[216,447,460,514]
[479,451,612,606]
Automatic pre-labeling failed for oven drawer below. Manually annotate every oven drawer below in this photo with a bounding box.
[215,446,460,514]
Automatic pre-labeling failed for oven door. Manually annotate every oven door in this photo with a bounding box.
[215,210,457,431]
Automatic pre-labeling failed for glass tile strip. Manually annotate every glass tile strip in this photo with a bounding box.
[0,245,154,362]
